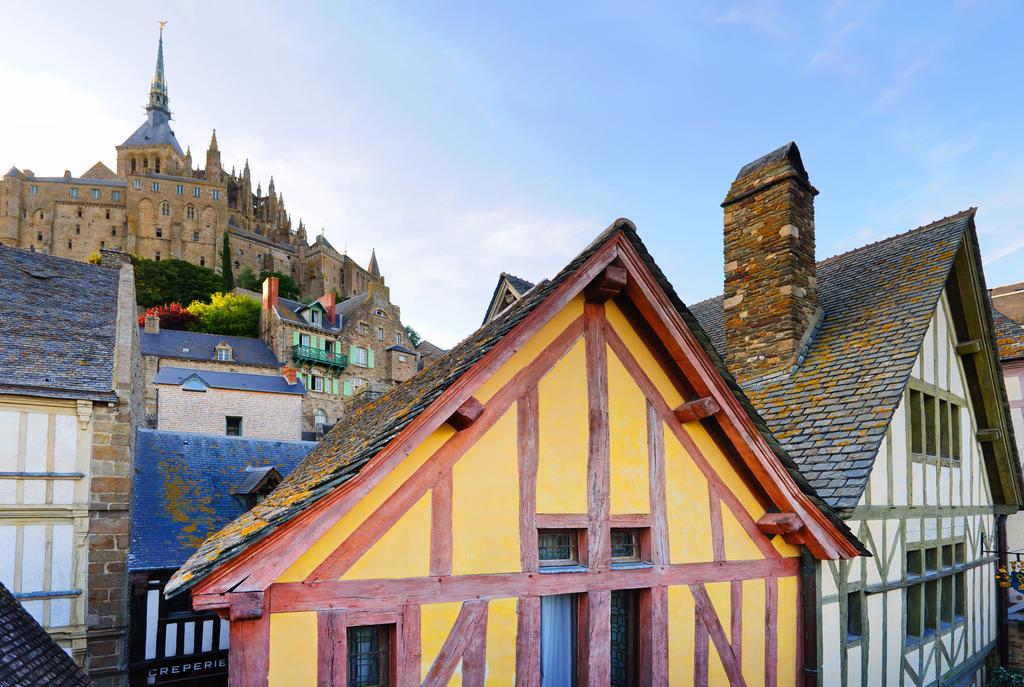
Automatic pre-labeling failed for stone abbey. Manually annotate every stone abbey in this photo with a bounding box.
[0,27,370,300]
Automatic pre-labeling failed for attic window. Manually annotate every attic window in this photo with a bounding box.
[310,309,322,326]
[232,465,283,510]
[215,344,233,362]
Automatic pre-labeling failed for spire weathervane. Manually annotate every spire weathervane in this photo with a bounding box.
[147,22,170,116]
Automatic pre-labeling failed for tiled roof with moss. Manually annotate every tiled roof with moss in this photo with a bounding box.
[994,307,1024,363]
[166,220,862,597]
[690,211,975,510]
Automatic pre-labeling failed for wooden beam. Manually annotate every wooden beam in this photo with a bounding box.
[228,591,265,621]
[518,387,540,573]
[956,339,982,355]
[228,604,270,687]
[447,396,484,431]
[514,597,541,687]
[317,610,346,687]
[584,302,611,570]
[673,396,721,423]
[584,264,628,303]
[756,512,805,536]
[430,470,453,576]
[978,428,1003,442]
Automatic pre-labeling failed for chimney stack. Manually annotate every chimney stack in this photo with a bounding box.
[317,291,337,324]
[722,142,819,383]
[144,313,160,334]
[262,276,279,311]
[282,365,297,385]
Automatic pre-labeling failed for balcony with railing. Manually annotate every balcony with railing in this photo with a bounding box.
[291,345,348,371]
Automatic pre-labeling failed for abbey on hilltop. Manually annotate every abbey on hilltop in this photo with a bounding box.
[0,26,371,300]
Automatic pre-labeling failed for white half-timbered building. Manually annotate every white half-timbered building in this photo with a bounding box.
[690,143,1021,686]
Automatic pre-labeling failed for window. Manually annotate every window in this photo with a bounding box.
[226,416,242,436]
[300,334,311,347]
[176,184,184,195]
[610,529,642,563]
[186,205,195,219]
[69,187,78,198]
[215,346,232,362]
[311,376,324,393]
[905,541,966,645]
[91,189,101,200]
[377,327,385,342]
[75,225,80,234]
[112,191,121,201]
[538,530,580,567]
[347,625,391,687]
[200,257,205,267]
[212,189,221,200]
[67,240,72,249]
[29,185,37,195]
[105,209,110,220]
[110,227,116,237]
[155,158,160,174]
[540,594,577,685]
[131,159,137,174]
[310,310,322,326]
[155,252,161,261]
[610,589,639,686]
[351,346,369,367]
[155,227,162,238]
[133,179,141,190]
[36,232,43,242]
[908,388,963,462]
[394,332,402,345]
[160,201,170,217]
[359,322,369,336]
[315,409,328,426]
[846,591,863,643]
[398,355,407,362]
[77,208,83,218]
[193,187,201,198]
[152,182,160,192]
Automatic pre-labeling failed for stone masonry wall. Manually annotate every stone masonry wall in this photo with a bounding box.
[156,385,302,440]
[722,146,818,383]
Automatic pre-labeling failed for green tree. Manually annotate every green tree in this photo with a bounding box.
[133,256,226,308]
[404,325,422,346]
[187,292,261,337]
[237,266,259,292]
[237,267,300,300]
[220,231,234,291]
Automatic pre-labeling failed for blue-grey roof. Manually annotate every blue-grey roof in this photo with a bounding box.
[0,245,119,402]
[386,344,416,354]
[27,176,127,187]
[141,329,279,366]
[276,296,343,332]
[129,429,316,570]
[120,109,184,156]
[153,367,305,395]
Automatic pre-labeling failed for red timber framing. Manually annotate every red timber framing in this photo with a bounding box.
[188,221,859,685]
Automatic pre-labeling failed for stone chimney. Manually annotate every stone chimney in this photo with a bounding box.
[99,248,132,269]
[722,142,819,383]
[144,314,160,334]
[262,276,279,311]
[317,291,337,323]
[282,365,297,385]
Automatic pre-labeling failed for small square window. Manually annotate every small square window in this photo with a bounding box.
[610,528,641,562]
[216,347,232,362]
[212,189,221,200]
[193,187,201,198]
[112,190,121,200]
[133,180,142,190]
[347,624,392,687]
[91,189,101,200]
[176,184,184,195]
[69,187,78,198]
[538,529,579,566]
[152,182,160,192]
[226,416,242,436]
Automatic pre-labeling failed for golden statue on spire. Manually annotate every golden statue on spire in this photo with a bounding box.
[158,20,167,30]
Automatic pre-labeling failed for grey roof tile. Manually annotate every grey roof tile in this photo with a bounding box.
[153,367,305,395]
[140,329,279,366]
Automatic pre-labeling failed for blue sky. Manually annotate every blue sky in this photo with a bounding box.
[2,2,1023,346]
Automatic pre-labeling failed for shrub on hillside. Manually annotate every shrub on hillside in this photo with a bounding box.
[133,256,226,308]
[138,303,197,331]
[187,292,261,337]
[237,267,302,300]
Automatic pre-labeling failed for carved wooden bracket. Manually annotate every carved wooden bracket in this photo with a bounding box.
[447,396,484,431]
[584,265,628,303]
[229,591,266,621]
[673,397,721,423]
[955,339,982,355]
[756,512,804,536]
[977,428,1003,443]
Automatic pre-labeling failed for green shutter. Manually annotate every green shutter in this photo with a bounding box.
[368,349,375,369]
[335,341,342,354]
[332,379,339,395]
[349,345,358,365]
[292,331,300,347]
[343,381,352,396]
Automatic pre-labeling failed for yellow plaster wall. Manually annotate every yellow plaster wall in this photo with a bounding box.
[741,578,767,683]
[777,576,799,686]
[277,424,455,582]
[663,421,714,564]
[452,408,520,575]
[721,501,766,561]
[536,339,589,514]
[604,301,684,408]
[607,347,650,514]
[341,493,432,580]
[421,601,463,684]
[684,421,766,519]
[484,598,518,685]
[268,611,317,687]
[705,580,732,687]
[474,295,585,404]
[667,585,696,685]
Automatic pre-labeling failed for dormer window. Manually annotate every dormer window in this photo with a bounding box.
[215,343,233,362]
[310,309,322,326]
[232,466,282,509]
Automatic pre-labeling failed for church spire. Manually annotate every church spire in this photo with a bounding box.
[147,22,170,115]
[368,249,381,279]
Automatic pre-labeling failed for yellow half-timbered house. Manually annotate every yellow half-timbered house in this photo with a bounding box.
[167,219,862,686]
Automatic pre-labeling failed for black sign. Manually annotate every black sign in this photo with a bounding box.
[134,651,228,685]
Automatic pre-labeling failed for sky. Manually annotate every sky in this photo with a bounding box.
[2,2,1023,347]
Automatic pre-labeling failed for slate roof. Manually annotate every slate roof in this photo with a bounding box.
[120,109,185,156]
[153,367,305,395]
[25,176,126,188]
[129,430,316,571]
[0,582,94,686]
[0,245,120,402]
[690,211,978,510]
[275,296,343,332]
[167,219,862,597]
[140,329,279,366]
[386,345,416,354]
[994,307,1024,363]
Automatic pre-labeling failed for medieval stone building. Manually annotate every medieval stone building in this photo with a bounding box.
[0,27,351,300]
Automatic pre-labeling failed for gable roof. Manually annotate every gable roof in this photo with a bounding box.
[153,367,305,395]
[129,430,316,571]
[0,245,120,402]
[0,582,94,686]
[994,306,1024,363]
[690,210,1021,510]
[482,272,536,325]
[275,296,343,332]
[140,329,279,366]
[167,219,863,598]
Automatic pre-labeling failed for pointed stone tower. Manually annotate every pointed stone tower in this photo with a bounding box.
[205,129,222,182]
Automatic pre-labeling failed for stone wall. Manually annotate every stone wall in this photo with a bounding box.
[156,385,302,440]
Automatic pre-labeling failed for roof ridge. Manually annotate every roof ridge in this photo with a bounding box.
[137,427,316,445]
[817,208,976,268]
